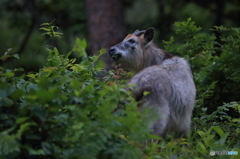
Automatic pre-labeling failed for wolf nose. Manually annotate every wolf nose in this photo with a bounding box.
[109,47,116,56]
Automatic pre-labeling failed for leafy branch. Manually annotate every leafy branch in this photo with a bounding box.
[39,19,63,38]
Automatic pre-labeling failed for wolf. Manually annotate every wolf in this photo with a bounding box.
[108,28,196,138]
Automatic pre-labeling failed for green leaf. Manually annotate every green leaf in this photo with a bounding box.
[10,89,24,101]
[41,32,51,36]
[0,135,20,156]
[31,106,47,122]
[41,142,55,155]
[143,91,150,96]
[212,126,229,141]
[0,97,14,107]
[0,54,11,60]
[40,23,50,26]
[26,83,38,91]
[197,142,207,154]
[13,54,20,59]
[52,47,59,56]
[16,122,36,139]
[65,51,72,58]
[15,117,30,124]
[14,68,24,72]
[0,72,14,77]
[232,118,240,123]
[39,27,51,31]
[54,32,63,35]
[26,73,37,79]
[28,148,45,155]
[187,17,192,22]
[73,38,87,58]
[54,35,62,38]
[43,67,57,72]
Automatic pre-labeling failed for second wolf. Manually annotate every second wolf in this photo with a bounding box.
[109,28,196,138]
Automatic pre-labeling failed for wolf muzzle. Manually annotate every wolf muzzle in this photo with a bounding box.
[109,46,122,60]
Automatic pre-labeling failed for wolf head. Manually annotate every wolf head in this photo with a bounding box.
[108,28,155,70]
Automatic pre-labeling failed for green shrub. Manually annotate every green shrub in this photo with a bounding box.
[0,37,152,159]
[0,19,240,159]
[163,18,240,114]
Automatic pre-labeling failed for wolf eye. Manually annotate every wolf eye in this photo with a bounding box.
[128,39,135,44]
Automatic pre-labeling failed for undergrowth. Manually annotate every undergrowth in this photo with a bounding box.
[0,19,239,159]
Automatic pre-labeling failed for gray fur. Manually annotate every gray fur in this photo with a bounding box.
[109,28,196,138]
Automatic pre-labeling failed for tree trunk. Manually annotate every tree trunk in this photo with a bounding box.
[85,0,126,70]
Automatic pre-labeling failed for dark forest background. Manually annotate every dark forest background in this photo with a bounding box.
[1,0,240,115]
[0,1,240,158]
[1,0,239,71]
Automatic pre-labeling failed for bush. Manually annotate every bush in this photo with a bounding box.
[0,38,152,159]
[163,18,240,114]
[0,19,240,159]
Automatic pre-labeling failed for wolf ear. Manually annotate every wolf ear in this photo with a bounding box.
[133,29,146,36]
[133,29,139,34]
[144,27,155,43]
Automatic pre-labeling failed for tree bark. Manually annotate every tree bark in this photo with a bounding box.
[85,0,126,70]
